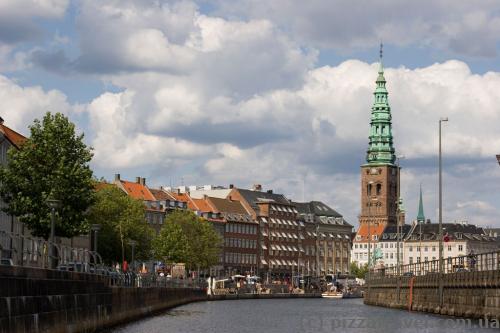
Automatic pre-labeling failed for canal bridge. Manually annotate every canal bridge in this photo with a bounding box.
[365,250,500,319]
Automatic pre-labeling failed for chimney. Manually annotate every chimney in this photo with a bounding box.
[0,117,4,125]
[252,184,262,191]
[140,177,146,186]
[114,174,121,181]
[267,190,273,194]
[135,177,141,184]
[229,184,234,189]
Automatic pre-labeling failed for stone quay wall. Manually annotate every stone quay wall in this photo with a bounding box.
[0,266,206,333]
[364,270,500,319]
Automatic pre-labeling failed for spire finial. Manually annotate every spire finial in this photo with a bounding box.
[380,42,383,60]
[417,183,425,223]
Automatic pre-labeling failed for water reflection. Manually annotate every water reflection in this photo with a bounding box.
[108,298,496,333]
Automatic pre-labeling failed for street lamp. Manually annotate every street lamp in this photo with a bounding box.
[90,224,101,253]
[128,240,137,272]
[395,155,405,275]
[47,198,61,269]
[438,117,448,276]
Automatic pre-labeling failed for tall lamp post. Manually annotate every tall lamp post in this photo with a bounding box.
[128,240,137,272]
[47,198,61,269]
[438,117,448,307]
[90,224,101,265]
[438,118,448,275]
[395,155,405,275]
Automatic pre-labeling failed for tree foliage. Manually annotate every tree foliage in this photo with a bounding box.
[87,185,155,265]
[0,112,94,239]
[153,210,222,269]
[350,261,368,279]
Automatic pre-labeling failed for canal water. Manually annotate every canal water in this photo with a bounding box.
[107,298,497,333]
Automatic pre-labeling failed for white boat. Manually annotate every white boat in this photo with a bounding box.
[321,291,343,299]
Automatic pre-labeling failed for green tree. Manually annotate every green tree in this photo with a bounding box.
[88,185,155,264]
[152,222,190,263]
[0,112,94,239]
[350,261,368,279]
[153,210,222,269]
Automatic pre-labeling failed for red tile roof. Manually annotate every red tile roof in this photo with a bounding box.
[149,188,176,201]
[191,198,214,213]
[355,223,386,241]
[120,180,156,201]
[167,191,199,210]
[0,123,26,148]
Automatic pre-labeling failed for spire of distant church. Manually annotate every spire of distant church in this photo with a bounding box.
[365,43,396,165]
[417,184,425,223]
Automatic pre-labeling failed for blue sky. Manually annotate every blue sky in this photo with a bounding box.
[1,0,500,227]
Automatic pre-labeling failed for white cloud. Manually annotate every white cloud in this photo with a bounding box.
[213,0,500,57]
[0,74,71,131]
[0,0,68,19]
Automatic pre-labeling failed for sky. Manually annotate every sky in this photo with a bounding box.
[1,0,500,228]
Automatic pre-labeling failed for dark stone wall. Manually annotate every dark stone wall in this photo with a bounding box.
[0,266,206,333]
[364,270,500,319]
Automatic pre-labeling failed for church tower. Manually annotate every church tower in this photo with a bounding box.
[359,45,399,231]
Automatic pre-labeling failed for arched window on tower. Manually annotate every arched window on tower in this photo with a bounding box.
[376,184,382,195]
[367,183,372,196]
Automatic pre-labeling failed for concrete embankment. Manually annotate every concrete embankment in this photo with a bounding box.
[0,266,205,333]
[364,270,500,320]
[1,265,324,333]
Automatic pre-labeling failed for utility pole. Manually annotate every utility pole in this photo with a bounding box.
[396,155,404,275]
[438,117,448,307]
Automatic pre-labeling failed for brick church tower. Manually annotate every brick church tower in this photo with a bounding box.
[358,47,401,234]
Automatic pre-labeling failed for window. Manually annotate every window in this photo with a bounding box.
[417,257,421,263]
[409,257,413,264]
[424,247,428,252]
[367,183,372,196]
[409,246,413,252]
[432,246,436,252]
[424,257,428,262]
[448,245,452,251]
[376,184,382,195]
[458,245,463,251]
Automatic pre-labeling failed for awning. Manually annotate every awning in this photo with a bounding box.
[293,233,298,239]
[292,260,297,266]
[270,218,276,224]
[292,221,298,226]
[261,217,268,223]
[276,259,282,265]
[261,230,268,237]
[261,259,268,265]
[271,244,276,250]
[261,244,268,250]
[337,234,342,239]
[299,233,305,240]
[306,231,312,237]
[287,245,293,251]
[299,245,305,252]
[275,245,282,251]
[270,259,276,265]
[292,208,298,213]
[298,221,305,227]
[287,220,293,226]
[271,231,277,237]
[292,246,298,251]
[287,260,293,266]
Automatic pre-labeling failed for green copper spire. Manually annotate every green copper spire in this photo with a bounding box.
[365,43,396,165]
[417,184,425,223]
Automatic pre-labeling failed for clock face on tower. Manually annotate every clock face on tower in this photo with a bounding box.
[370,168,379,175]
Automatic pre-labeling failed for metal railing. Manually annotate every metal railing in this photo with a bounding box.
[0,230,102,270]
[110,273,208,289]
[369,250,500,277]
